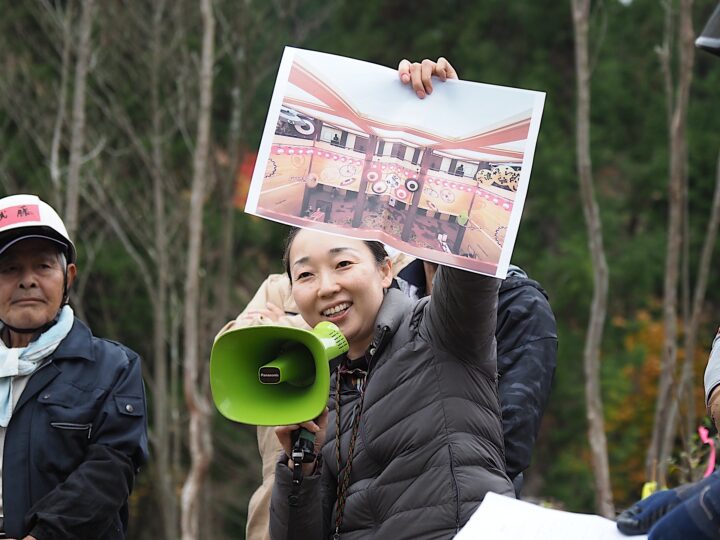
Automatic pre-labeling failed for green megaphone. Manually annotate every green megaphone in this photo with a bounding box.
[210,321,348,425]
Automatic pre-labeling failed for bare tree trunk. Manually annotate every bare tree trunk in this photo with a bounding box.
[680,131,692,461]
[48,1,74,211]
[65,0,95,239]
[212,69,243,334]
[170,288,183,491]
[181,0,215,537]
[146,1,178,537]
[571,0,614,518]
[646,1,674,484]
[648,0,695,486]
[666,151,720,478]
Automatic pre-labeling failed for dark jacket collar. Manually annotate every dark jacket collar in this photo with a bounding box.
[52,318,95,362]
[329,290,414,373]
[13,319,94,413]
[372,289,413,347]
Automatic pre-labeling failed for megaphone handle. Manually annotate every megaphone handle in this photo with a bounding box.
[290,428,316,495]
[288,428,317,540]
[288,429,314,540]
[291,428,317,465]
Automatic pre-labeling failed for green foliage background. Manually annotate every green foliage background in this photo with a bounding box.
[2,0,720,536]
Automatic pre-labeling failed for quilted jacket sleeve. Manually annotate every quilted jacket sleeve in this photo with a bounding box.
[424,265,500,377]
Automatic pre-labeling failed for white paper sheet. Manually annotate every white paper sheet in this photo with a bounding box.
[245,47,546,278]
[454,492,647,540]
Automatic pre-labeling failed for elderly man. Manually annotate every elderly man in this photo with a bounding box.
[0,194,148,540]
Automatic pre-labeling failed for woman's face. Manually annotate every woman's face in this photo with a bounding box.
[288,230,392,358]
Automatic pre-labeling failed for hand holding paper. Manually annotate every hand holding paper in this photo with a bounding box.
[397,56,458,98]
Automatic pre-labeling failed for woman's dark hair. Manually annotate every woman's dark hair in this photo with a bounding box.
[283,227,388,283]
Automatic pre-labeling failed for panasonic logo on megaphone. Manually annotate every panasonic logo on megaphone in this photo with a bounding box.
[258,369,281,384]
[257,344,317,387]
[210,321,348,426]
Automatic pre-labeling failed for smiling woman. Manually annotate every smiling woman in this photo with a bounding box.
[283,229,391,359]
[265,56,517,540]
[270,225,514,539]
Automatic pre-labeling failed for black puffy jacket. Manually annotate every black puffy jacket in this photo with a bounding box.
[270,267,514,539]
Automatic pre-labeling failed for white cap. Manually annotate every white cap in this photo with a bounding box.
[0,194,76,263]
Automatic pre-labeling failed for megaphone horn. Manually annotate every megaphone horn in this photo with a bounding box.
[210,321,348,426]
[258,345,314,386]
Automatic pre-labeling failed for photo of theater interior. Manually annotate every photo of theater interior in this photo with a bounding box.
[256,59,532,274]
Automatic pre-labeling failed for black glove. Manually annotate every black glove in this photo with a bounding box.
[649,480,720,540]
[617,472,720,536]
[617,490,682,536]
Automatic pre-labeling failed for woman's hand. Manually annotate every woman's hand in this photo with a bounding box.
[275,408,329,475]
[398,57,458,99]
[242,301,285,324]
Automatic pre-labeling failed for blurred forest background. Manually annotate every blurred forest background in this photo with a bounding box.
[2,0,720,538]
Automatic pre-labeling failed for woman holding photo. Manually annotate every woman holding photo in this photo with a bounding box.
[270,225,513,539]
[270,59,513,536]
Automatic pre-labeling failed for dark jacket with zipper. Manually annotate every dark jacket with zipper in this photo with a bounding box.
[269,266,514,539]
[2,318,148,540]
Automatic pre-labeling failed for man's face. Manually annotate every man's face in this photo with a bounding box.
[0,238,76,331]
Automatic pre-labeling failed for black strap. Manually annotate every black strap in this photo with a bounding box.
[287,465,303,540]
[1,308,62,335]
[287,428,317,540]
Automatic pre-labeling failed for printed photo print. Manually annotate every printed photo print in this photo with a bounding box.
[246,47,545,277]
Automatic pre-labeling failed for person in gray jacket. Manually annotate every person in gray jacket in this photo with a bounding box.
[269,224,514,539]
